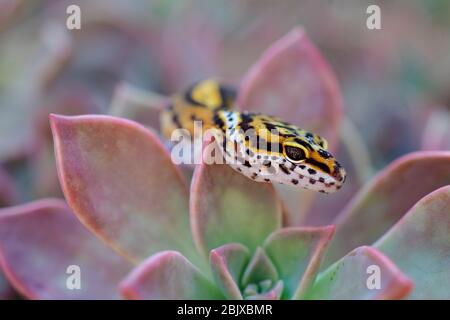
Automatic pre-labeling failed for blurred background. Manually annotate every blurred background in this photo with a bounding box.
[0,0,449,213]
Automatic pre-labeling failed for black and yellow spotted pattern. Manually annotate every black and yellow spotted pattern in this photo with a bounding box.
[160,79,346,193]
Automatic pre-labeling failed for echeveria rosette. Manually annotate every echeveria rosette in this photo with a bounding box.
[0,199,132,299]
[110,27,348,226]
[0,27,449,300]
[43,114,410,300]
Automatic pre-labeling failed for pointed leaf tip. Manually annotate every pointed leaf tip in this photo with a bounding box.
[238,27,342,148]
[307,246,413,300]
[210,243,250,300]
[263,226,335,299]
[120,251,223,300]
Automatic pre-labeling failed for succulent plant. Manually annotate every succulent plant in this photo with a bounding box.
[1,27,450,300]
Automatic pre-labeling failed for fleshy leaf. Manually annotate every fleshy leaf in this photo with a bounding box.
[32,88,102,199]
[50,114,204,270]
[374,186,450,299]
[325,151,450,266]
[120,251,223,300]
[241,247,278,288]
[306,246,413,300]
[190,163,282,257]
[0,199,132,299]
[263,226,335,299]
[238,27,342,149]
[247,280,284,300]
[210,243,250,300]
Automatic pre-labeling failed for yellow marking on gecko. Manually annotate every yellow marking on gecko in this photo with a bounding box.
[160,79,346,193]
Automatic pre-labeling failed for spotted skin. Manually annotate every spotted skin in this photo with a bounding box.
[160,79,346,193]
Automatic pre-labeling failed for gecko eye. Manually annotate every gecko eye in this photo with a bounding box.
[283,143,309,163]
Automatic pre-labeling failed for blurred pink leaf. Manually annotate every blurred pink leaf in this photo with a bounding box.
[32,87,102,198]
[50,114,204,270]
[375,186,450,299]
[0,199,132,299]
[158,13,221,91]
[209,243,250,300]
[190,163,282,257]
[237,27,343,226]
[238,27,342,149]
[120,251,223,300]
[325,151,450,265]
[306,246,413,299]
[109,82,170,131]
[263,226,335,299]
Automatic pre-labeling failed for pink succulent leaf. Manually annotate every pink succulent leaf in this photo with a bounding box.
[158,14,221,91]
[241,247,279,288]
[237,27,342,150]
[120,251,223,300]
[305,246,413,300]
[263,226,335,299]
[33,88,102,199]
[420,108,450,151]
[374,186,450,299]
[50,114,206,271]
[0,199,132,299]
[325,151,450,266]
[246,280,284,300]
[109,82,170,131]
[209,243,250,300]
[190,163,283,257]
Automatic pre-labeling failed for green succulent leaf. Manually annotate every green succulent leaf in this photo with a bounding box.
[306,246,413,300]
[374,186,450,299]
[241,247,279,290]
[209,243,250,300]
[190,163,282,257]
[263,226,335,299]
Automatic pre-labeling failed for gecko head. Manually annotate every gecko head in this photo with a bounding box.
[207,107,347,194]
[231,123,347,193]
